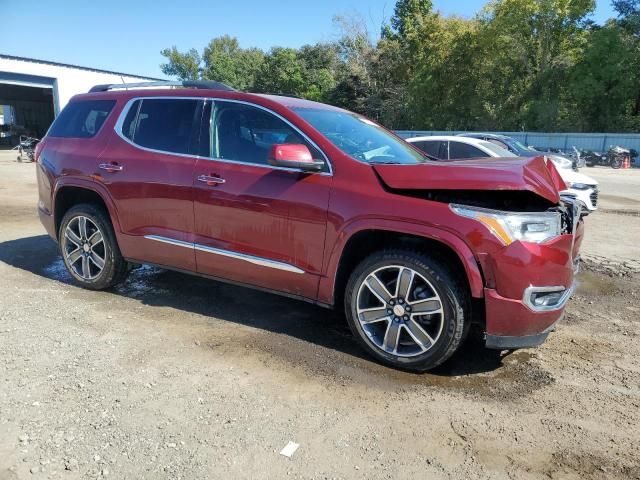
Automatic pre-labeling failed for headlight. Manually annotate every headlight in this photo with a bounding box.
[450,204,561,245]
[566,182,591,190]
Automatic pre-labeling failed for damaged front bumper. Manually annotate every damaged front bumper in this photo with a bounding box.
[483,282,575,349]
[480,221,583,350]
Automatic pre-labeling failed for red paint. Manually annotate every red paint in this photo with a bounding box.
[269,143,313,163]
[37,88,583,343]
[484,288,562,337]
[373,156,561,203]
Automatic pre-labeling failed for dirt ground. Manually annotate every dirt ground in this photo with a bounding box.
[0,151,639,480]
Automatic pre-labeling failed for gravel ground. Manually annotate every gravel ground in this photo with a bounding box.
[0,152,639,479]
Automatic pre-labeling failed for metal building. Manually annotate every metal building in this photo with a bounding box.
[0,54,160,143]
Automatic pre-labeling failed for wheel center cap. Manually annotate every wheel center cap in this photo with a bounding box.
[83,243,90,253]
[393,304,405,317]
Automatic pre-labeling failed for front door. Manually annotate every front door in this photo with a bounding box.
[100,97,203,270]
[192,100,331,299]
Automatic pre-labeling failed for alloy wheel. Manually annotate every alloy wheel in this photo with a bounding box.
[62,216,106,280]
[356,265,445,357]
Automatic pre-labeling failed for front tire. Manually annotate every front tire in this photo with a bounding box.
[59,203,129,290]
[345,250,469,372]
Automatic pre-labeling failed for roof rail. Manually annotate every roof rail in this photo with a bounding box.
[88,80,236,93]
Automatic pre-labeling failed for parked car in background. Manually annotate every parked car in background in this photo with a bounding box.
[36,81,583,372]
[407,136,599,213]
[457,132,580,170]
[406,135,514,160]
[458,133,535,156]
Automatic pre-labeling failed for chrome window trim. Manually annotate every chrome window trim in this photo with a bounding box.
[113,96,206,160]
[144,235,305,274]
[113,96,333,175]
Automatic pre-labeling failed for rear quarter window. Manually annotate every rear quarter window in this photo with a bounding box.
[48,99,116,138]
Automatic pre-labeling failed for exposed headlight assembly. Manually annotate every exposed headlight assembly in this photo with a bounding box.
[450,204,562,245]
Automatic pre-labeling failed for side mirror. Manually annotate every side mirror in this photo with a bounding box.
[267,144,325,172]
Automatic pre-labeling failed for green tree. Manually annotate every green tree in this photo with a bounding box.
[202,35,264,90]
[160,47,201,80]
[476,0,596,130]
[569,23,637,131]
[254,47,307,95]
[613,0,640,34]
[297,43,340,101]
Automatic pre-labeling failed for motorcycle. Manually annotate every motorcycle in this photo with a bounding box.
[582,146,629,169]
[569,146,586,169]
[16,136,40,163]
[608,145,631,169]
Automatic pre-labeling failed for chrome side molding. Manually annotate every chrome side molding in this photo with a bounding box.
[143,235,304,274]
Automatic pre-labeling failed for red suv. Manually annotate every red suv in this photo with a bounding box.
[35,81,583,371]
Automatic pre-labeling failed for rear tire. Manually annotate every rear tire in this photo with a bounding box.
[344,249,469,372]
[59,203,129,290]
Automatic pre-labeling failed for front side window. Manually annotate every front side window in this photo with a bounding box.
[209,101,324,168]
[413,140,444,159]
[448,141,487,159]
[48,99,116,138]
[125,98,200,155]
[293,108,427,164]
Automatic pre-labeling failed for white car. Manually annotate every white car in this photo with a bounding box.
[406,136,598,213]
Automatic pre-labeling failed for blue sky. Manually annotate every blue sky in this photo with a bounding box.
[3,0,618,79]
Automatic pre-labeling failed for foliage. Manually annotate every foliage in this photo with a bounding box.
[160,0,640,132]
[160,47,201,80]
[202,36,264,91]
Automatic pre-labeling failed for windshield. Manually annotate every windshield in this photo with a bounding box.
[479,141,515,157]
[293,108,427,164]
[505,138,533,153]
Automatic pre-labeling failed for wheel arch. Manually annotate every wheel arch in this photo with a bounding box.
[53,180,121,241]
[320,223,485,307]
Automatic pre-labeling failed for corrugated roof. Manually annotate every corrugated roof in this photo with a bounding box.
[0,53,164,81]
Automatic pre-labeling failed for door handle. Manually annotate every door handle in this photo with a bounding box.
[99,163,123,173]
[197,174,226,186]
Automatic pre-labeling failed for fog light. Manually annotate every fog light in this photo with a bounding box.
[523,285,574,312]
[531,291,564,307]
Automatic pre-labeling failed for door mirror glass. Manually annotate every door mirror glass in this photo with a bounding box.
[268,144,324,171]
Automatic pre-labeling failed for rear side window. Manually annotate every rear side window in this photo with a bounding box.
[124,99,201,155]
[448,141,486,159]
[48,100,116,138]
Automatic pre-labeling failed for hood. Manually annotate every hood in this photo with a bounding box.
[373,156,563,204]
[559,168,598,186]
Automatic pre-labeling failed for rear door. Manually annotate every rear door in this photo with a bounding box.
[192,99,331,299]
[99,97,203,270]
